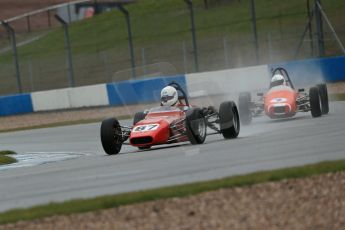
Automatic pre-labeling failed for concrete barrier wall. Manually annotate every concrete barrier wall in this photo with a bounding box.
[68,84,109,108]
[1,55,344,117]
[320,56,345,82]
[269,55,345,87]
[31,89,71,111]
[0,94,33,116]
[29,75,185,113]
[106,75,186,106]
[31,84,109,111]
[186,65,270,97]
[187,55,345,98]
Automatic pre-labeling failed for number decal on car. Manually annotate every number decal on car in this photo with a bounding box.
[133,124,159,132]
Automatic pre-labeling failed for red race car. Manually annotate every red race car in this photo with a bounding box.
[238,67,329,124]
[100,82,240,155]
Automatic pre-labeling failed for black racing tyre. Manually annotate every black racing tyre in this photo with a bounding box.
[133,111,146,125]
[309,87,322,118]
[238,92,252,125]
[100,118,122,155]
[219,101,240,139]
[185,108,207,144]
[317,83,329,114]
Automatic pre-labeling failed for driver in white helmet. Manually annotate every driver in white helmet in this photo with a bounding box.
[160,85,211,113]
[160,86,179,106]
[270,74,287,88]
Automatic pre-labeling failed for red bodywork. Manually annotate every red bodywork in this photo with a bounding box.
[264,85,298,119]
[129,107,188,147]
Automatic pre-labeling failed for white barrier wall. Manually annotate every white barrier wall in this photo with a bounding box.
[31,66,270,112]
[186,65,270,97]
[31,89,71,111]
[2,56,342,116]
[68,84,109,108]
[32,84,109,112]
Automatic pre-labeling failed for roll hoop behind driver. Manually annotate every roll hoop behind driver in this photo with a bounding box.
[270,73,288,88]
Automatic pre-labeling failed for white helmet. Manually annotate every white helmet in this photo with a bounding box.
[161,86,178,106]
[270,74,286,87]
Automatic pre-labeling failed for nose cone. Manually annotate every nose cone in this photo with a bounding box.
[130,119,170,147]
[265,88,297,118]
[267,103,291,118]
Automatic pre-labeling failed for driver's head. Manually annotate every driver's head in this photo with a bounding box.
[161,86,178,106]
[270,74,286,87]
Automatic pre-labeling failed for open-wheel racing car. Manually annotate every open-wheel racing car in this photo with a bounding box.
[100,82,240,155]
[238,67,329,124]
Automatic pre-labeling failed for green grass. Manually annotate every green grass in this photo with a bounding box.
[4,0,342,61]
[0,150,16,155]
[0,0,344,94]
[0,150,17,165]
[0,156,17,165]
[1,160,345,224]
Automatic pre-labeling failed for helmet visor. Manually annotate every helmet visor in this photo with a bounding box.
[270,79,285,88]
[161,95,175,103]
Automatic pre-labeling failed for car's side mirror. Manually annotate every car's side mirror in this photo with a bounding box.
[257,92,264,96]
[298,88,304,92]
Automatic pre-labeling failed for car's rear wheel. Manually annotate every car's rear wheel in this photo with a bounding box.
[185,108,207,144]
[317,83,329,114]
[238,92,252,125]
[133,111,146,125]
[219,101,240,139]
[309,87,322,118]
[100,118,122,155]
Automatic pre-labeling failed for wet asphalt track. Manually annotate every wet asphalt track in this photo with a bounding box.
[0,102,344,212]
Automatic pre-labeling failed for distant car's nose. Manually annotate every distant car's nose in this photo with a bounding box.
[270,104,291,114]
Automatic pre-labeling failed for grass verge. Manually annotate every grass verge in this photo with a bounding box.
[0,115,131,133]
[0,151,17,165]
[0,119,103,134]
[0,150,16,155]
[330,93,345,101]
[1,160,345,224]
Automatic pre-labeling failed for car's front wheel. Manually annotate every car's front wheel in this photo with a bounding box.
[219,101,240,139]
[185,108,207,144]
[100,118,123,155]
[309,87,322,118]
[317,83,329,114]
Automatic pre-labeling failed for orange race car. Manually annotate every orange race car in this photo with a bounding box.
[238,67,329,124]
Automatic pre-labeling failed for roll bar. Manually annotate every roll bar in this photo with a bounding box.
[168,82,189,106]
